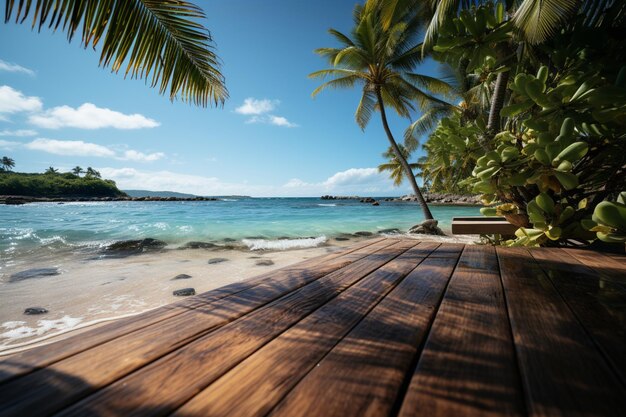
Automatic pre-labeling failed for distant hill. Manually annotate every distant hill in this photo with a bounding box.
[124,190,199,198]
[0,172,126,198]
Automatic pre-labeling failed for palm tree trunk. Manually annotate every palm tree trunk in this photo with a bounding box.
[486,70,510,134]
[375,88,434,220]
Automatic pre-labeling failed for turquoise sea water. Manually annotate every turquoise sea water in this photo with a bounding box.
[0,198,479,257]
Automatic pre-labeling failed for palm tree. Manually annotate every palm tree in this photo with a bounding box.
[72,166,84,176]
[378,145,419,187]
[310,1,454,221]
[4,0,228,107]
[45,167,59,174]
[1,156,15,172]
[85,167,101,178]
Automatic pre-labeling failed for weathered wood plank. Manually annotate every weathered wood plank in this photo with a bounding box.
[0,238,401,417]
[265,244,461,417]
[15,240,417,417]
[398,245,525,417]
[529,248,626,385]
[497,246,626,417]
[562,248,626,285]
[0,237,387,384]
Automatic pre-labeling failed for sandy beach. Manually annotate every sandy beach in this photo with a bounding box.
[0,233,475,354]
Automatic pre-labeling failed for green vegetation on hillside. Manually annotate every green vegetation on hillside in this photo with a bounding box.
[0,171,126,198]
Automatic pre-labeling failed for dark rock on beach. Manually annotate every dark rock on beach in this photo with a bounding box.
[256,259,275,266]
[180,241,217,249]
[24,307,48,315]
[172,274,192,280]
[208,257,229,264]
[10,268,59,282]
[354,231,374,237]
[173,288,195,296]
[335,237,350,241]
[105,238,166,255]
[409,219,445,235]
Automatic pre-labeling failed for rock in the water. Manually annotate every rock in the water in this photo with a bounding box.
[354,231,374,237]
[378,228,401,234]
[24,307,48,315]
[372,201,380,206]
[223,238,237,242]
[335,237,350,241]
[208,257,229,264]
[105,238,166,255]
[172,274,192,280]
[10,268,59,282]
[181,241,217,249]
[256,259,275,266]
[408,219,445,236]
[173,288,195,296]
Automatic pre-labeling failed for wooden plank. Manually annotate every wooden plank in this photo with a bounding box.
[451,219,517,235]
[3,240,416,417]
[529,248,626,385]
[497,246,626,417]
[0,237,387,383]
[264,244,461,417]
[562,248,626,285]
[398,245,525,417]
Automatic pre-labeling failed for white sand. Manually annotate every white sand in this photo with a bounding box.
[0,234,475,354]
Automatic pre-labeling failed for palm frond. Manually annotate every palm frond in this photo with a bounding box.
[404,104,457,143]
[512,0,580,44]
[327,29,355,47]
[311,74,362,98]
[355,90,377,130]
[405,72,456,96]
[422,0,460,54]
[5,0,227,107]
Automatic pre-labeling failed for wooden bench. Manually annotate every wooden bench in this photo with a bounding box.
[451,216,518,235]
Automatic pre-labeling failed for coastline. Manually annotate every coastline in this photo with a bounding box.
[0,232,476,354]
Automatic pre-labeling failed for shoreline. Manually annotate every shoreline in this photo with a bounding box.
[0,233,476,354]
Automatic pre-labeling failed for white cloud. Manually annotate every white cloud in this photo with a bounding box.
[235,98,278,115]
[283,168,406,196]
[26,138,116,157]
[0,60,34,76]
[0,85,43,114]
[29,103,160,130]
[120,150,165,162]
[234,97,298,127]
[98,166,408,197]
[0,129,37,137]
[268,115,298,128]
[0,139,21,150]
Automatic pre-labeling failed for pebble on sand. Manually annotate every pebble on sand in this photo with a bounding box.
[208,258,229,264]
[24,307,48,315]
[172,274,192,280]
[173,288,196,296]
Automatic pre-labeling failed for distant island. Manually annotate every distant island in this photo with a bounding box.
[0,168,220,204]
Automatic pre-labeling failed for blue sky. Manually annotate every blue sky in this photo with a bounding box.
[0,0,442,197]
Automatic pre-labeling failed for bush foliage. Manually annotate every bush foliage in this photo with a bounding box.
[0,172,126,198]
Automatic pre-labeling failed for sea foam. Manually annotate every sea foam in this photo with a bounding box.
[242,236,327,251]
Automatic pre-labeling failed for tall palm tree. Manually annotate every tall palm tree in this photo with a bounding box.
[45,166,59,174]
[378,145,419,187]
[310,2,454,221]
[1,156,15,171]
[72,166,84,176]
[4,0,228,107]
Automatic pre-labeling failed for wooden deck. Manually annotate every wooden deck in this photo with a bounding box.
[0,238,625,417]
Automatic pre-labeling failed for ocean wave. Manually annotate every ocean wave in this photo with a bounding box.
[220,198,237,202]
[317,203,337,207]
[242,236,327,251]
[0,316,83,343]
